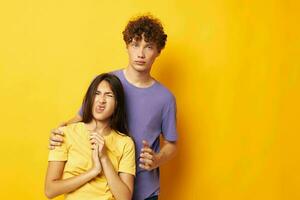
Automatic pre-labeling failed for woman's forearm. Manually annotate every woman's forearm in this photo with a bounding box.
[100,156,133,200]
[45,169,98,199]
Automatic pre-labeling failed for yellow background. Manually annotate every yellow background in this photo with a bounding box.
[0,0,299,199]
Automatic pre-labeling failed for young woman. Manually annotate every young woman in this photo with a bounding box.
[45,73,135,200]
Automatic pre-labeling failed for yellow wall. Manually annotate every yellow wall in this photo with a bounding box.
[0,0,299,199]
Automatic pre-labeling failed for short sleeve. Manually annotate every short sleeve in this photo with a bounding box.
[162,95,178,142]
[48,127,68,161]
[118,138,136,176]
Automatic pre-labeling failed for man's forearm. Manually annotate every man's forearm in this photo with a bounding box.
[62,114,82,126]
[157,141,177,166]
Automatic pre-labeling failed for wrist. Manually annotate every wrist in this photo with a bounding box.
[100,155,109,163]
[89,168,100,177]
[156,152,163,167]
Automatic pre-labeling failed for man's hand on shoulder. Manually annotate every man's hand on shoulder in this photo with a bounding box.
[48,126,65,150]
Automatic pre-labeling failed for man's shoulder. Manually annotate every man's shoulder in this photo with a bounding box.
[154,81,175,101]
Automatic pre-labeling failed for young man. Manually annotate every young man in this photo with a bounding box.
[49,15,178,200]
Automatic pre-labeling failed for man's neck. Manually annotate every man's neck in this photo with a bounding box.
[124,66,155,88]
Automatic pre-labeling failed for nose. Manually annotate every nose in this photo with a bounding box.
[137,47,145,58]
[98,95,106,104]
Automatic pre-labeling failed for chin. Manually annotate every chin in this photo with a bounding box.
[94,116,109,122]
[132,64,150,73]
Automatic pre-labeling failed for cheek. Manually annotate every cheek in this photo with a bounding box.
[107,100,116,114]
[94,96,99,102]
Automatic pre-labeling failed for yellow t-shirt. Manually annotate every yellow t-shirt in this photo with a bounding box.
[48,122,136,200]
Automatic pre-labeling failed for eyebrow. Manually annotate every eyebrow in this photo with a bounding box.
[96,90,114,94]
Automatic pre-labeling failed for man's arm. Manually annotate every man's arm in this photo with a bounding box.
[139,139,177,171]
[60,114,83,127]
[49,114,82,149]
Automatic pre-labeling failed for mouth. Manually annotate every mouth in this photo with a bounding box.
[134,60,146,65]
[95,105,105,112]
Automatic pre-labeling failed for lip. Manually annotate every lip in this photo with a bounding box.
[95,105,105,112]
[134,61,146,65]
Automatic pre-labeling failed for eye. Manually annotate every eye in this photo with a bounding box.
[147,45,153,49]
[106,93,114,98]
[131,43,138,47]
[95,91,100,95]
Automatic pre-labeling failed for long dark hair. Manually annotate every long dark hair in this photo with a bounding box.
[81,73,129,135]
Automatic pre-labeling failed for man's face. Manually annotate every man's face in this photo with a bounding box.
[127,36,160,73]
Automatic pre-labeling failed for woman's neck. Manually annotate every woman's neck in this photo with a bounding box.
[86,119,111,136]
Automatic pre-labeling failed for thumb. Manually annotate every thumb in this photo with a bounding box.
[142,140,149,148]
[93,144,99,157]
[58,122,67,128]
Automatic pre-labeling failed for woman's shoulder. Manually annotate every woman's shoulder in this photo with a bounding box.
[59,122,85,136]
[112,131,134,145]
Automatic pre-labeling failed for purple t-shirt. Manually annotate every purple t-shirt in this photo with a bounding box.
[79,69,178,200]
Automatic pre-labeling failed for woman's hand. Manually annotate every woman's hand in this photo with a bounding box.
[91,141,102,175]
[90,132,107,158]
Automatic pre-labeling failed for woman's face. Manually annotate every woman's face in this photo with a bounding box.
[92,80,116,122]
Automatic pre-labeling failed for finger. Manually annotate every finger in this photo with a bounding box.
[139,158,154,166]
[51,128,64,136]
[49,141,62,146]
[90,135,105,145]
[140,152,153,160]
[142,140,150,148]
[94,144,99,155]
[48,145,55,150]
[90,136,102,145]
[91,143,98,150]
[90,134,105,141]
[141,147,153,154]
[139,163,151,170]
[50,135,63,142]
[90,139,98,146]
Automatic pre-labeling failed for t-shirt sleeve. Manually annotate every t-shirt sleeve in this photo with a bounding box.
[162,95,178,142]
[48,128,68,161]
[118,138,136,176]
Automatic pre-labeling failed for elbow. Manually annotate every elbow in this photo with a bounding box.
[115,190,133,200]
[44,190,54,199]
[117,196,132,200]
[125,192,133,200]
[44,184,57,199]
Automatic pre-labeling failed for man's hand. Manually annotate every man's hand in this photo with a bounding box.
[139,140,160,171]
[48,127,64,150]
